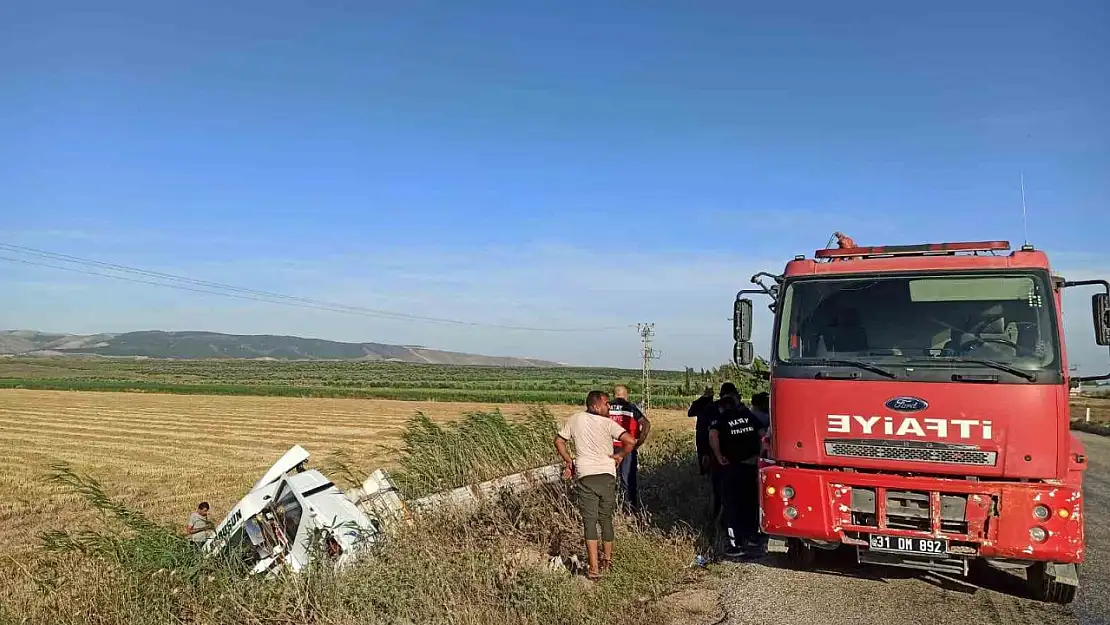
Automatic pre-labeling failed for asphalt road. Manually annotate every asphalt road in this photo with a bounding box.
[719,431,1110,625]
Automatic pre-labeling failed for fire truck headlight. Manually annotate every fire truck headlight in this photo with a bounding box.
[782,486,795,500]
[1029,527,1048,543]
[1032,505,1051,521]
[784,506,799,520]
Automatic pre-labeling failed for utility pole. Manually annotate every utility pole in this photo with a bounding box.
[636,323,660,414]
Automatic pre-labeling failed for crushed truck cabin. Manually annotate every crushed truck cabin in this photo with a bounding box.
[202,445,563,575]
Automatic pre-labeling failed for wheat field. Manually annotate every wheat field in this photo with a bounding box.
[0,389,691,560]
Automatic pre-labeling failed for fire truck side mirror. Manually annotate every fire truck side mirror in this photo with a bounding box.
[1094,293,1110,346]
[734,297,753,342]
[734,341,754,367]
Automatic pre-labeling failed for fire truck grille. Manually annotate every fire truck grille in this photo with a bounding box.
[824,439,997,466]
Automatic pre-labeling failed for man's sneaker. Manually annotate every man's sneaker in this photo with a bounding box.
[743,538,767,556]
[722,544,746,558]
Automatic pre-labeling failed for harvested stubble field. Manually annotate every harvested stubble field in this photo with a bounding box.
[0,389,706,625]
[1070,394,1110,435]
[0,389,691,560]
[1071,394,1110,421]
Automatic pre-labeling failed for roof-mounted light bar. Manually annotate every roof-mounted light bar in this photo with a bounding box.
[814,240,1011,259]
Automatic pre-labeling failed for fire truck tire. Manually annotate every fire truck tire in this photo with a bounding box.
[785,539,816,570]
[1027,562,1077,605]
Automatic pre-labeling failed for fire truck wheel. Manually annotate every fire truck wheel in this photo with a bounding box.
[1027,562,1077,605]
[785,539,816,570]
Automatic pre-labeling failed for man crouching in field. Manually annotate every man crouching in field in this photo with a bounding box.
[185,502,215,546]
[554,390,638,580]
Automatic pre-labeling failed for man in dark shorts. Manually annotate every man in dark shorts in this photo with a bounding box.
[554,391,638,580]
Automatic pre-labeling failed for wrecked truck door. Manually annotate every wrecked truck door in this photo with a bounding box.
[272,470,382,571]
[252,445,311,491]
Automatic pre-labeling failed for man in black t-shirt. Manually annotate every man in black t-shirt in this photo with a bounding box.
[687,387,716,474]
[709,393,763,557]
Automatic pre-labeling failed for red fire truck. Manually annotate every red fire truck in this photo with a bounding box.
[733,235,1110,604]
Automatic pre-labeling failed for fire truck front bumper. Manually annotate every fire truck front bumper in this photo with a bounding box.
[759,465,1084,565]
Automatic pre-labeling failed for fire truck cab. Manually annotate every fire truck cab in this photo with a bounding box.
[734,237,1110,604]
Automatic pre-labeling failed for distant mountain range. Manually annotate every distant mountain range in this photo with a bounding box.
[0,330,563,367]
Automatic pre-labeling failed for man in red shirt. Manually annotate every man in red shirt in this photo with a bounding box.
[609,384,651,513]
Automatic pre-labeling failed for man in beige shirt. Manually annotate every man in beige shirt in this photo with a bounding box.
[554,390,637,580]
[185,502,214,545]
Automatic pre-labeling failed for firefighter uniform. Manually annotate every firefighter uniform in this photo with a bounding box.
[608,396,644,512]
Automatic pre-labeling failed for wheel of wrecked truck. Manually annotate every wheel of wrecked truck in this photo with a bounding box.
[1026,562,1078,605]
[786,539,816,570]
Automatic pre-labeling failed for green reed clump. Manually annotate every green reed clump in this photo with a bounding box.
[36,463,222,581]
[387,407,561,498]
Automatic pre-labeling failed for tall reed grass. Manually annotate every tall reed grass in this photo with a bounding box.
[388,407,561,497]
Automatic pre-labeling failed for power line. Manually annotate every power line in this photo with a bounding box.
[0,243,627,333]
[655,330,722,339]
[0,255,399,316]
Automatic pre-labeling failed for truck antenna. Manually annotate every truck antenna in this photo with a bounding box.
[1020,172,1030,247]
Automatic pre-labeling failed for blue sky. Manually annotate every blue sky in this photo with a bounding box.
[1,0,1108,371]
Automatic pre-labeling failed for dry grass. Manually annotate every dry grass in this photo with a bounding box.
[0,390,704,625]
[0,389,692,560]
[1,388,1099,562]
[1070,395,1110,436]
[1070,395,1110,422]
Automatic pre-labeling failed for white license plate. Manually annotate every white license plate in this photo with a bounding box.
[868,534,948,556]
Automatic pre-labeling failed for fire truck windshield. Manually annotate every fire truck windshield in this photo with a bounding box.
[775,272,1060,379]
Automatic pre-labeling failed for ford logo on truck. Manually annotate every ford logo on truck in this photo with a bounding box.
[885,397,928,412]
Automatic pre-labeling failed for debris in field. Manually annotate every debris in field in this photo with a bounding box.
[504,545,554,572]
[544,553,585,575]
[203,445,563,576]
[201,445,381,575]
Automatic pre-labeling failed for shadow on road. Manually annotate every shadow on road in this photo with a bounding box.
[741,544,1039,601]
[635,436,1047,607]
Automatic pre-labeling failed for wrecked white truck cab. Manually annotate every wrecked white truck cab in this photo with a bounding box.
[203,444,562,575]
[202,446,386,575]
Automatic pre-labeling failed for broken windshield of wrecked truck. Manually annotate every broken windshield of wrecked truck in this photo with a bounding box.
[201,444,565,576]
